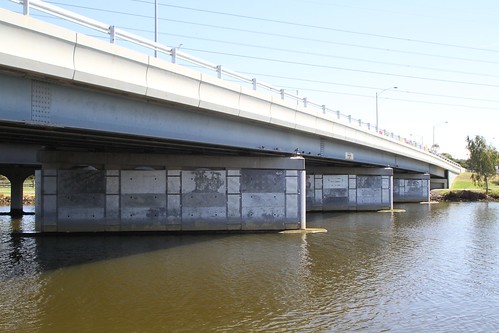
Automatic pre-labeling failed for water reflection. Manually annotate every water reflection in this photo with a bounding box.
[1,202,499,332]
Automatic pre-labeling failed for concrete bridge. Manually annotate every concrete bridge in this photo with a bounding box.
[0,2,462,232]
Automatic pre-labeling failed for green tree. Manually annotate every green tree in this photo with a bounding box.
[466,135,498,194]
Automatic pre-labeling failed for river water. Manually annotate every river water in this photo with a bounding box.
[1,202,499,332]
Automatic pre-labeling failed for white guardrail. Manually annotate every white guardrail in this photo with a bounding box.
[9,0,462,169]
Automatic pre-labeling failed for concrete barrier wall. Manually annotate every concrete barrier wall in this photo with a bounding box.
[36,158,304,232]
[393,174,430,203]
[306,167,393,211]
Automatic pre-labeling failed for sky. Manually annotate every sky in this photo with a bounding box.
[3,0,499,159]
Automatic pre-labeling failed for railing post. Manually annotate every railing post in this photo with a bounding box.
[358,119,362,126]
[23,0,30,15]
[252,78,257,90]
[348,115,352,123]
[322,105,326,114]
[337,111,340,119]
[280,89,285,100]
[216,65,222,79]
[303,97,307,108]
[109,25,116,44]
[171,48,177,64]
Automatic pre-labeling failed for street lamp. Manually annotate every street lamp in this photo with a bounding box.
[154,0,158,57]
[432,121,448,151]
[375,86,397,131]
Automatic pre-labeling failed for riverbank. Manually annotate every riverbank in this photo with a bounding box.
[0,194,35,206]
[431,189,499,202]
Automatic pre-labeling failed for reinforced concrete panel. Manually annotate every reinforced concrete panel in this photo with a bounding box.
[121,170,166,194]
[286,194,299,218]
[167,194,181,222]
[43,175,57,195]
[121,194,167,220]
[42,195,57,225]
[394,177,430,202]
[286,176,298,194]
[227,194,241,218]
[106,176,120,195]
[167,176,181,194]
[105,195,120,221]
[306,169,392,211]
[241,169,285,193]
[227,176,240,194]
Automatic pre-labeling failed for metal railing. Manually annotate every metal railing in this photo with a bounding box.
[8,0,461,168]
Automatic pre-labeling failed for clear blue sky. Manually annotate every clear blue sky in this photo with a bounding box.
[4,0,499,159]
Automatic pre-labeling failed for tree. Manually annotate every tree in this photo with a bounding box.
[466,135,498,194]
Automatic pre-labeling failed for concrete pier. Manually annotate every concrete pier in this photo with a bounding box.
[393,173,430,203]
[306,167,393,211]
[36,152,305,232]
[0,166,36,217]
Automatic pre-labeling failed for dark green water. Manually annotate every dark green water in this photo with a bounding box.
[1,202,499,332]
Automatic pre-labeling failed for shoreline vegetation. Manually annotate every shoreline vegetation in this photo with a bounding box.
[0,173,497,206]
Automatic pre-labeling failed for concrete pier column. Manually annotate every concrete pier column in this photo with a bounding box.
[306,167,393,211]
[36,152,306,233]
[299,169,306,230]
[9,174,24,217]
[0,167,36,217]
[393,173,430,203]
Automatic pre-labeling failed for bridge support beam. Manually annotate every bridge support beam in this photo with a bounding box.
[35,152,306,232]
[305,167,393,211]
[393,173,430,203]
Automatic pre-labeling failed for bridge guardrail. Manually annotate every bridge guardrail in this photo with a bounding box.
[8,0,462,170]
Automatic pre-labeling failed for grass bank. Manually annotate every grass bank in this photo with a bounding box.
[432,172,499,201]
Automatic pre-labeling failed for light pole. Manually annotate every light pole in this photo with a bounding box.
[375,86,397,131]
[154,0,158,57]
[432,121,448,151]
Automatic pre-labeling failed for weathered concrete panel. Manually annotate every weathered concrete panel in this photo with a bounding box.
[182,170,225,193]
[167,194,181,222]
[182,192,226,207]
[394,177,430,202]
[36,156,304,232]
[106,195,120,220]
[106,176,120,195]
[182,207,227,220]
[242,206,286,220]
[227,194,241,218]
[241,170,285,193]
[242,193,285,207]
[121,170,166,194]
[121,194,166,220]
[167,176,181,194]
[43,175,57,195]
[58,170,106,194]
[227,176,240,194]
[306,169,393,211]
[42,195,57,224]
[286,176,298,194]
[286,194,298,218]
